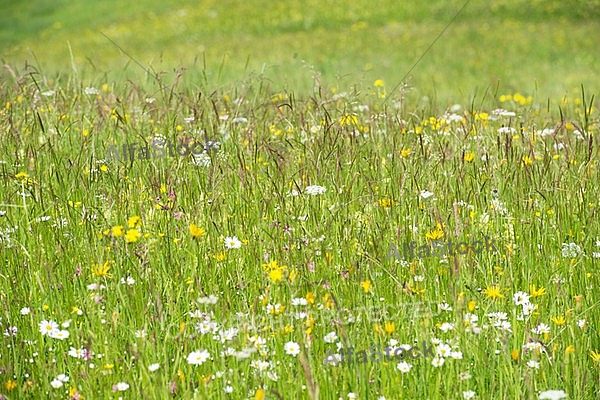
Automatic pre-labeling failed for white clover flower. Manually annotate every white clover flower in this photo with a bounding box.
[148,363,160,372]
[115,382,130,391]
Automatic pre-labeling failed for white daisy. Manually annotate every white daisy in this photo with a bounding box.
[187,349,211,365]
[39,320,59,336]
[224,236,242,249]
[284,341,301,357]
[397,361,412,373]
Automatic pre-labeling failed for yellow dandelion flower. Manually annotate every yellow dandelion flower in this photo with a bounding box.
[384,322,395,335]
[93,261,112,278]
[483,285,505,299]
[125,229,141,243]
[552,316,566,325]
[464,152,475,162]
[213,251,226,261]
[511,350,519,361]
[565,345,575,355]
[374,79,385,87]
[306,292,315,305]
[590,350,600,366]
[339,114,358,126]
[269,269,283,283]
[468,300,476,312]
[5,380,17,391]
[111,225,124,237]
[104,363,114,370]
[127,215,141,228]
[530,284,546,297]
[522,155,533,165]
[361,280,372,293]
[400,148,412,158]
[425,224,444,240]
[255,388,266,400]
[189,224,205,238]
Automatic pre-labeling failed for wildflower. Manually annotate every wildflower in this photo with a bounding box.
[384,322,395,335]
[189,224,205,238]
[374,80,385,87]
[590,350,600,366]
[431,357,445,367]
[4,380,17,391]
[114,382,129,391]
[400,148,412,157]
[111,225,124,237]
[305,185,327,195]
[68,347,84,358]
[532,323,550,335]
[127,215,141,228]
[121,276,135,286]
[187,349,211,365]
[420,190,434,199]
[360,280,372,293]
[92,261,112,278]
[284,341,301,357]
[513,291,530,306]
[561,243,581,258]
[527,360,540,369]
[530,284,546,297]
[125,228,141,243]
[463,391,476,400]
[324,332,338,343]
[39,320,59,336]
[148,363,160,372]
[197,295,219,304]
[539,390,567,400]
[483,286,505,299]
[397,361,412,373]
[49,329,70,340]
[224,236,242,249]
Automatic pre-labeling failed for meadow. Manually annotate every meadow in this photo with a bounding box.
[1,1,600,399]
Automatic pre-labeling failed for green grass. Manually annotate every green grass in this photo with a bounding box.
[2,0,600,103]
[1,1,599,399]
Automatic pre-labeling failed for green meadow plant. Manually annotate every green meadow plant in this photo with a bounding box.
[0,65,598,399]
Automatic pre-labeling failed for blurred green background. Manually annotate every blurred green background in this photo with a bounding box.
[2,0,599,103]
